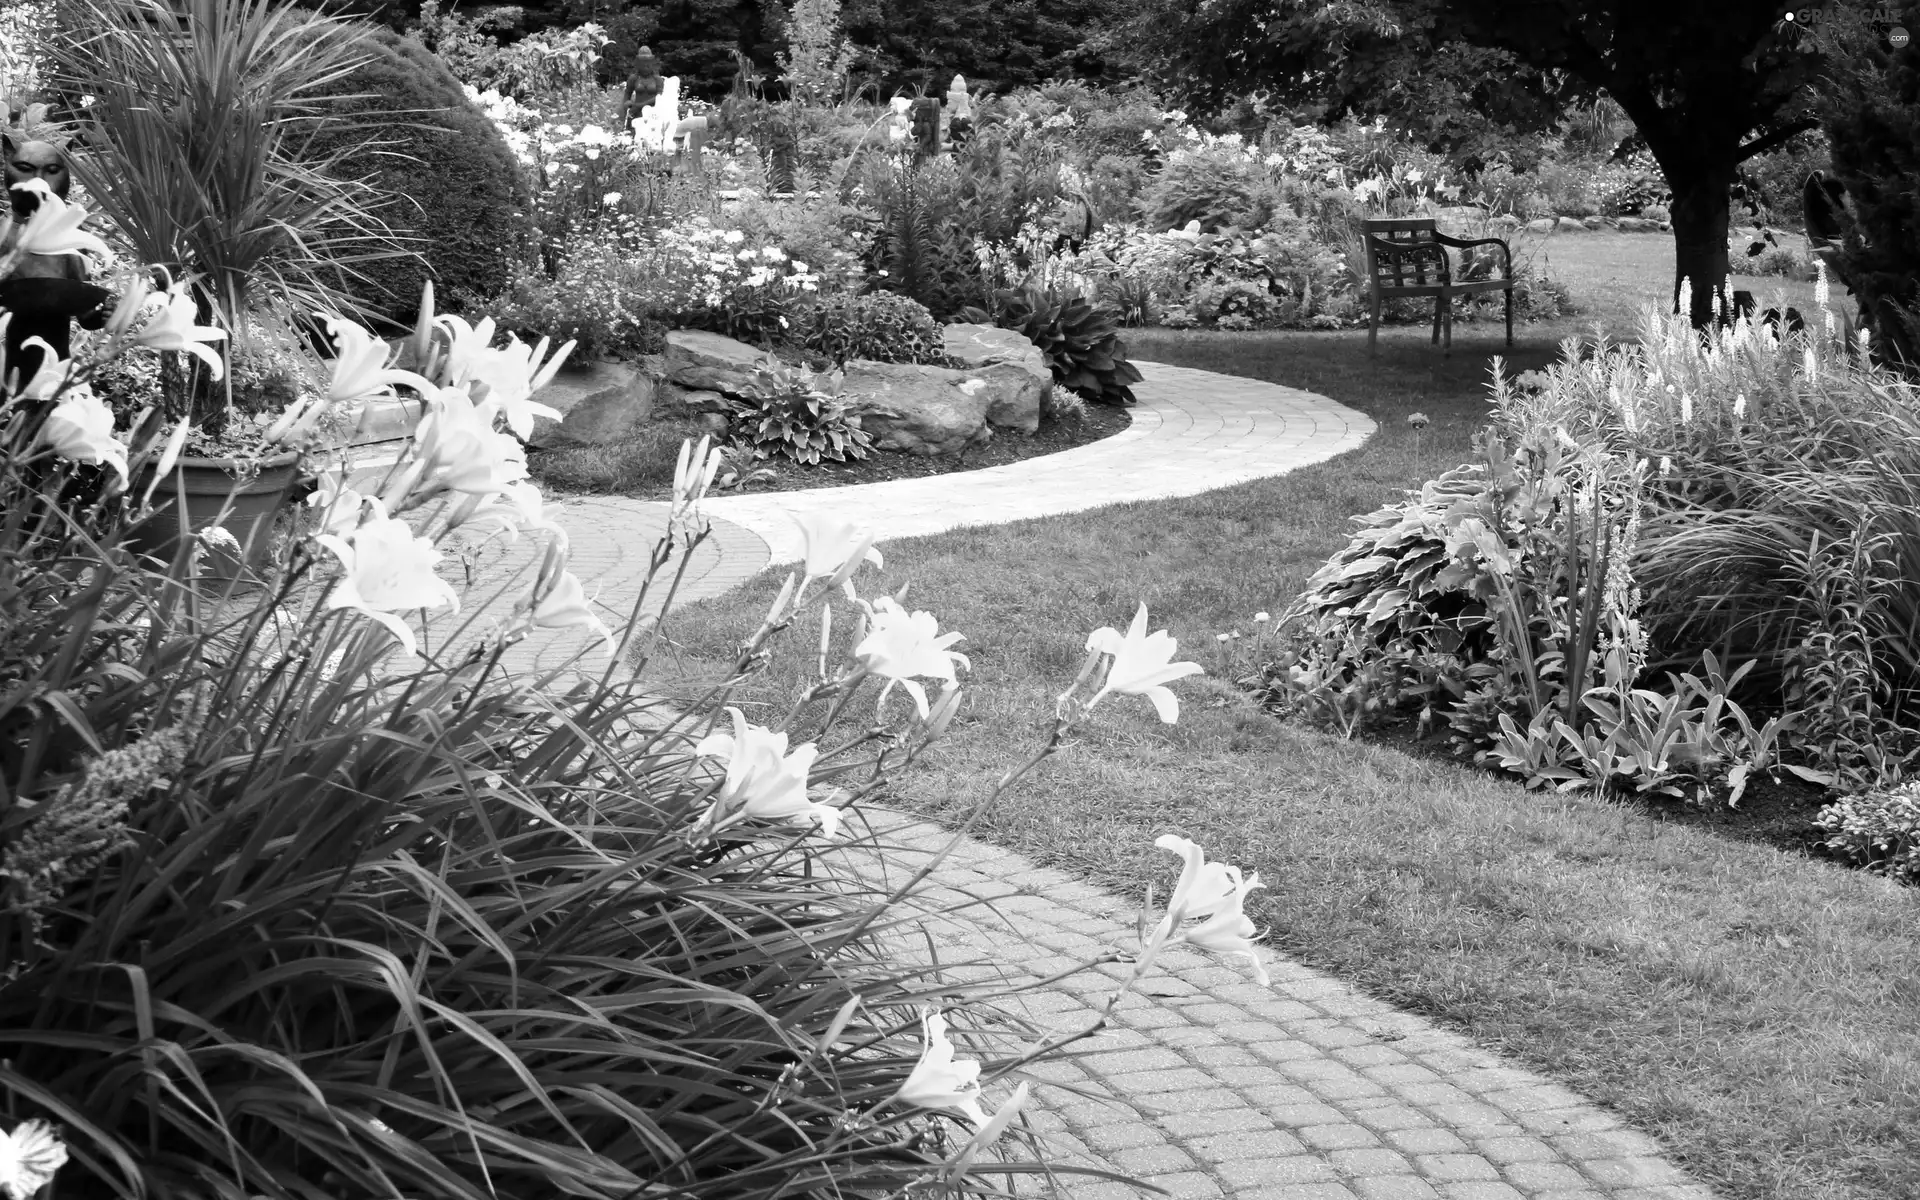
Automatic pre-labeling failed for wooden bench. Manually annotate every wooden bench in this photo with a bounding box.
[1363,217,1514,353]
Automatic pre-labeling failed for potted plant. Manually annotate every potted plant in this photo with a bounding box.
[44,0,417,570]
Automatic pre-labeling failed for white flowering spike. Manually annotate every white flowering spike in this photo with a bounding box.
[526,569,616,658]
[39,384,128,487]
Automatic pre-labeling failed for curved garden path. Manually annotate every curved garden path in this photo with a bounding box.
[462,362,1718,1200]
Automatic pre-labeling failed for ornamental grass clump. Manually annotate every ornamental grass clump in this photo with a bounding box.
[1,246,1260,1192]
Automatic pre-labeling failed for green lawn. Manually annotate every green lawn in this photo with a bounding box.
[638,232,1916,1200]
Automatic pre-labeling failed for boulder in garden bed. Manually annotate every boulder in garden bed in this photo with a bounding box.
[837,360,994,457]
[942,323,1048,434]
[526,358,655,450]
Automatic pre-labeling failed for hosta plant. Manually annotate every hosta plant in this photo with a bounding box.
[962,283,1143,406]
[726,361,875,465]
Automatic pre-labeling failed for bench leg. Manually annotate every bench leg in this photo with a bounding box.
[1369,292,1380,352]
[1431,297,1441,345]
[1442,297,1453,355]
[1505,287,1513,346]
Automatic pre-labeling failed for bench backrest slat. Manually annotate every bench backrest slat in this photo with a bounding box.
[1363,217,1448,287]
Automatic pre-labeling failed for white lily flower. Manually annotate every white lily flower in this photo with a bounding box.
[316,499,460,656]
[0,1118,68,1200]
[853,596,969,719]
[693,706,836,836]
[1181,867,1269,984]
[39,384,127,486]
[415,385,529,496]
[1154,834,1242,923]
[318,313,433,404]
[894,1009,988,1126]
[305,469,368,537]
[457,334,570,440]
[127,285,226,379]
[7,180,111,259]
[790,511,883,599]
[15,336,75,401]
[1085,603,1205,723]
[525,568,615,657]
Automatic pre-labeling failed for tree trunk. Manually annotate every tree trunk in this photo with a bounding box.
[1667,163,1737,328]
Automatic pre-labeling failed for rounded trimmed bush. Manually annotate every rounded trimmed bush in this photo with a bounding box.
[304,26,532,326]
[796,292,946,365]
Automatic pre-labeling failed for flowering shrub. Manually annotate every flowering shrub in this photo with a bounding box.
[1138,139,1279,232]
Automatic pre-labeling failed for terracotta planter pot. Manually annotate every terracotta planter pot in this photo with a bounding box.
[131,452,306,576]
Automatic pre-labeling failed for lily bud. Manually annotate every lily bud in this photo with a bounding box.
[818,601,832,678]
[764,572,797,627]
[926,683,963,739]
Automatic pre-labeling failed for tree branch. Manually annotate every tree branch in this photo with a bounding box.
[1736,119,1819,162]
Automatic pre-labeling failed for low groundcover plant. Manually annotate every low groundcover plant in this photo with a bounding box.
[1,223,1260,1196]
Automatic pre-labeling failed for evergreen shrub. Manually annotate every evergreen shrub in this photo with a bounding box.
[305,26,533,326]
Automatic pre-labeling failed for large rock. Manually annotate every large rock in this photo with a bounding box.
[1555,216,1589,233]
[666,328,772,373]
[942,323,1048,434]
[527,359,655,449]
[1524,217,1557,234]
[837,360,994,456]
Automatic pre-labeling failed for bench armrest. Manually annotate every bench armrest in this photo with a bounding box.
[1432,232,1512,279]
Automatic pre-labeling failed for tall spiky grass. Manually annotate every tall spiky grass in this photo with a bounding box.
[46,0,410,336]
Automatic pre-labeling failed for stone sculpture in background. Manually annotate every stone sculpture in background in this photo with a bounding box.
[621,46,664,128]
[946,74,973,146]
[0,134,110,388]
[886,96,911,148]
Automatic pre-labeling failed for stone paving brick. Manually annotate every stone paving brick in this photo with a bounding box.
[1515,1109,1624,1136]
[1349,1179,1442,1200]
[1110,1144,1197,1175]
[1217,1157,1340,1189]
[1186,1130,1309,1161]
[1474,1135,1559,1164]
[1351,1105,1439,1132]
[1159,1107,1276,1137]
[1412,1153,1502,1182]
[1082,1122,1168,1152]
[1296,1123,1382,1150]
[1385,1128,1471,1155]
[1143,1170,1225,1198]
[1424,1102,1510,1128]
[1504,1161,1593,1190]
[1328,1147,1415,1176]
[1549,1131,1669,1160]
[1436,1183,1526,1200]
[1581,1158,1694,1188]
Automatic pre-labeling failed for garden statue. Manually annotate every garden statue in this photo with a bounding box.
[946,74,973,146]
[909,96,941,160]
[621,46,664,129]
[0,135,110,389]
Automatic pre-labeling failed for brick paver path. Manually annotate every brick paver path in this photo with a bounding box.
[444,361,1715,1198]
